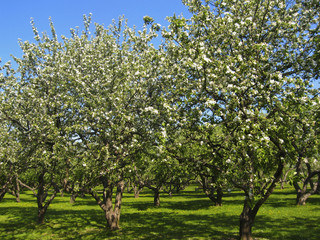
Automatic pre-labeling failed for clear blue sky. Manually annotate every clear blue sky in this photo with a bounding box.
[0,0,191,64]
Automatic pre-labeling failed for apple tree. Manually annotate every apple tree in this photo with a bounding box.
[162,0,319,239]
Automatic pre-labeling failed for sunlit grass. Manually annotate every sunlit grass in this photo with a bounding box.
[0,185,319,239]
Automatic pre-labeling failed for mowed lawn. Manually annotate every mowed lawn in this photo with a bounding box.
[0,186,319,240]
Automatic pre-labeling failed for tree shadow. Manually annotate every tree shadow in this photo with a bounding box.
[254,214,320,240]
[1,189,319,240]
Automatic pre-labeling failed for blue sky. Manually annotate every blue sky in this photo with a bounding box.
[0,0,191,64]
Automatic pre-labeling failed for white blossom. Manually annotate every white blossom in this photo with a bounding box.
[206,99,216,106]
[144,106,159,114]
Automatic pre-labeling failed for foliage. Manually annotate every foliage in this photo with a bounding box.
[0,0,319,238]
[162,0,319,238]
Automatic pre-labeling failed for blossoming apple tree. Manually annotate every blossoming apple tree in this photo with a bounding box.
[163,0,319,239]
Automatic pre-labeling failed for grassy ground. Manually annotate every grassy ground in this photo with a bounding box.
[0,186,319,240]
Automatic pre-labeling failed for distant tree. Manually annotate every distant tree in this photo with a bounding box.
[288,95,320,205]
[166,127,227,206]
[138,147,193,206]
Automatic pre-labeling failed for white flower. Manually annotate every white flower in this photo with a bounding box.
[161,128,167,138]
[144,106,159,114]
[82,163,87,167]
[163,103,172,110]
[246,17,253,22]
[206,99,216,106]
[226,159,232,164]
[226,66,235,74]
[203,55,212,63]
[263,136,270,141]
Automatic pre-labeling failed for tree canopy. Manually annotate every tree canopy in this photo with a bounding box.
[0,0,319,239]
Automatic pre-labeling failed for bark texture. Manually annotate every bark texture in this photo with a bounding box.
[238,153,284,240]
[239,199,257,240]
[91,180,125,231]
[200,176,224,206]
[36,173,57,224]
[0,189,7,202]
[153,189,160,207]
[293,157,320,205]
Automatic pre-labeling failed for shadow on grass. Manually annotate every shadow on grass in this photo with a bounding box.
[1,190,319,240]
[254,215,320,240]
[0,196,239,240]
[111,212,239,240]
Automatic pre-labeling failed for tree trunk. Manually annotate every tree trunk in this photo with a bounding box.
[0,177,13,202]
[134,188,139,198]
[0,189,6,202]
[37,207,46,224]
[70,192,78,204]
[37,192,57,224]
[133,181,144,198]
[36,173,57,224]
[105,181,124,230]
[280,167,292,189]
[13,176,21,202]
[216,186,223,206]
[237,150,284,240]
[134,185,142,198]
[294,170,320,206]
[90,180,125,231]
[154,189,160,207]
[200,175,223,206]
[0,181,9,202]
[296,192,312,205]
[239,199,256,240]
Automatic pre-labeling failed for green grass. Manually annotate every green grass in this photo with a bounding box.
[0,186,319,240]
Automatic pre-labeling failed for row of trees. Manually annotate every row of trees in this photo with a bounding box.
[1,0,319,239]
